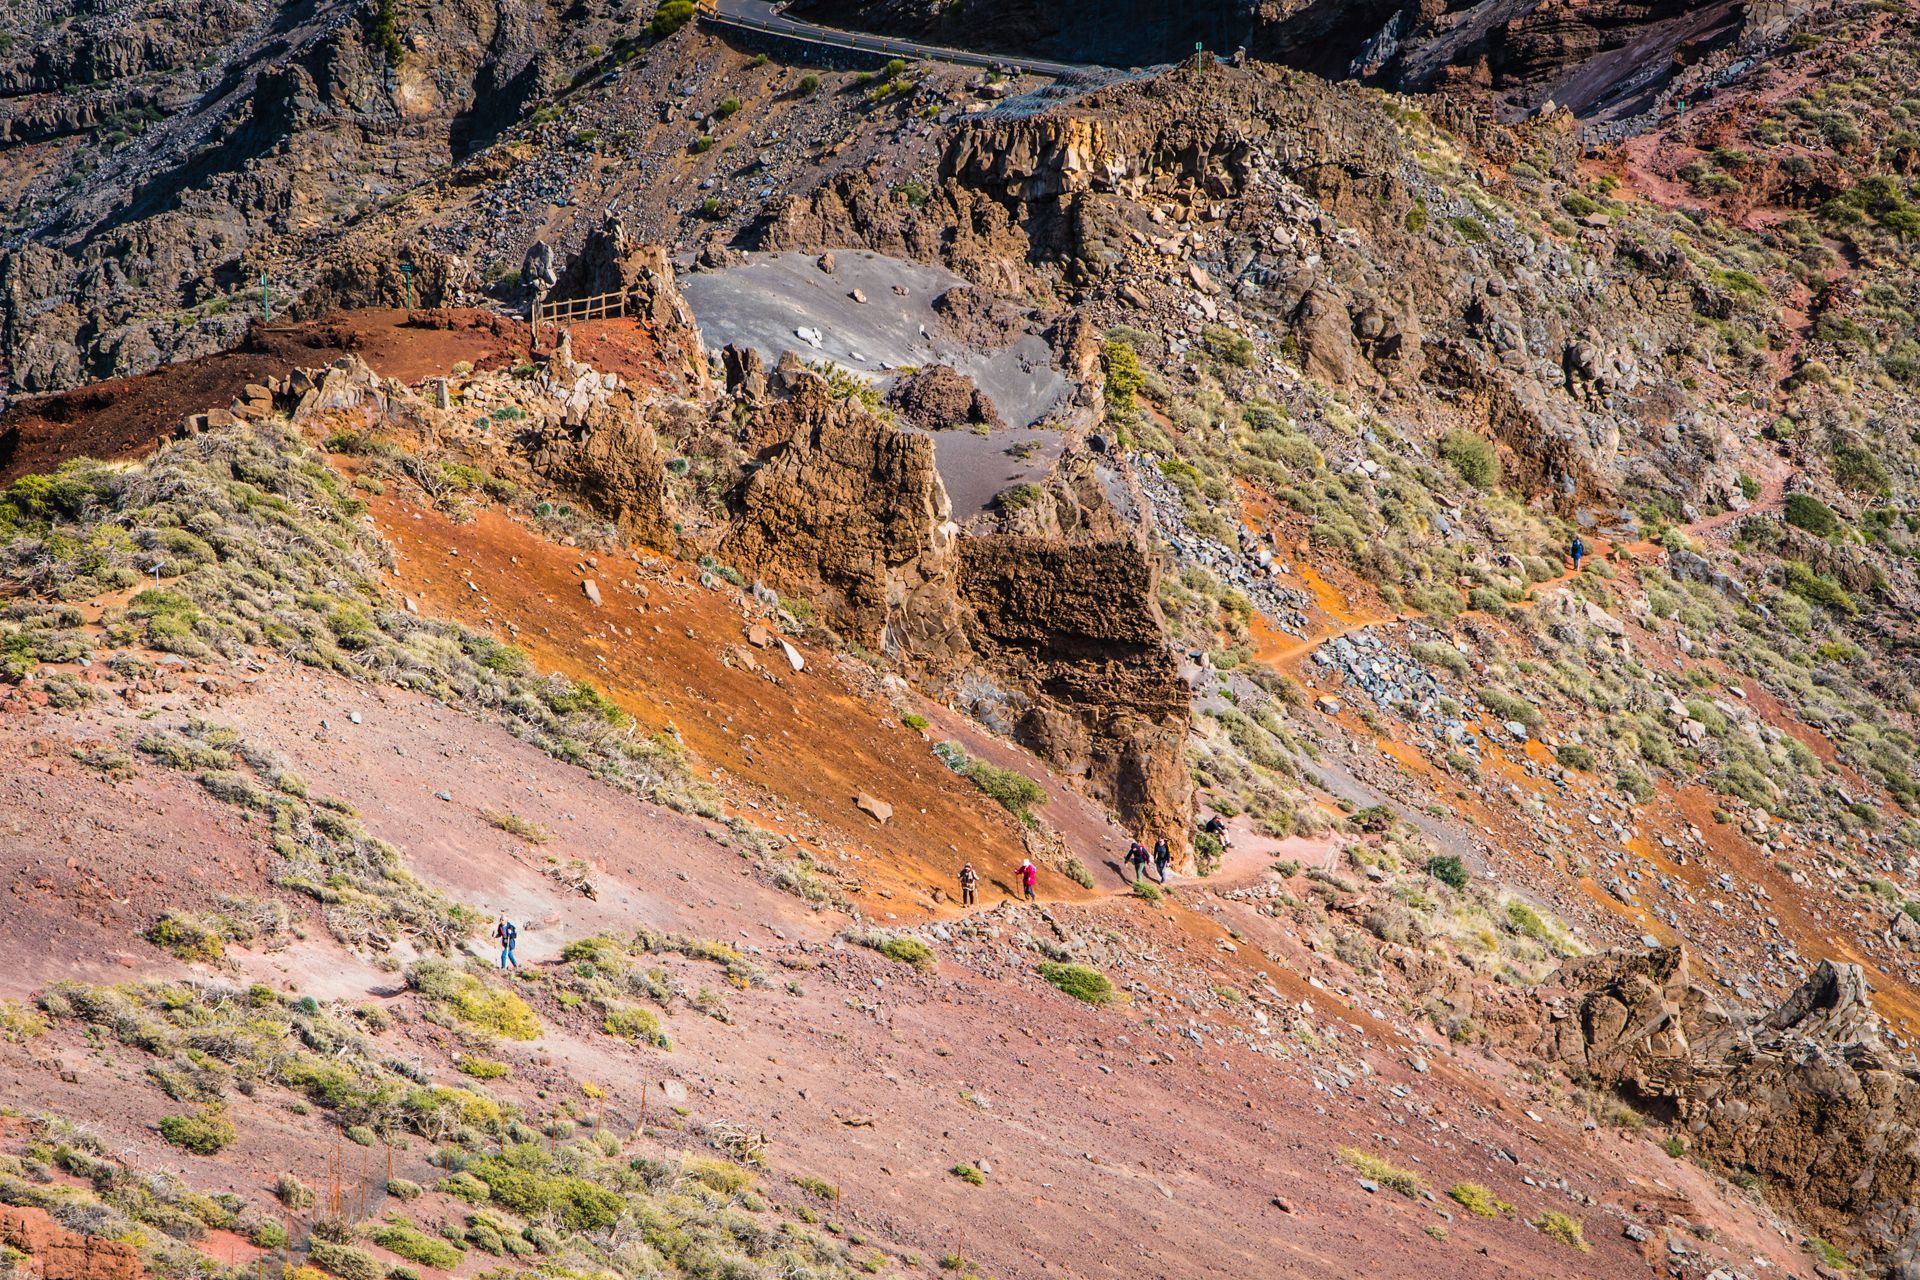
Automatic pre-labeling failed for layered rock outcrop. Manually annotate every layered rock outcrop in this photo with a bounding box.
[957,536,1191,843]
[721,354,970,663]
[0,1205,141,1280]
[1501,947,1920,1275]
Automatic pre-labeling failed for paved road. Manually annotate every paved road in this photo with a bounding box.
[701,0,1102,78]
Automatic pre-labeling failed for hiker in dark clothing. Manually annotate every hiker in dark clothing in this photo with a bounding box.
[959,861,979,906]
[494,916,518,969]
[1019,858,1038,902]
[1202,814,1230,848]
[1152,837,1172,883]
[1571,534,1586,572]
[1126,840,1150,882]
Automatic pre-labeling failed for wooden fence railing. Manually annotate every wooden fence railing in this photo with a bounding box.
[531,288,629,344]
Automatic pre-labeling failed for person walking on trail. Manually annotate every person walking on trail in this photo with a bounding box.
[1019,858,1038,902]
[1571,534,1587,573]
[1126,839,1150,882]
[1152,836,1173,883]
[959,861,979,907]
[494,916,518,969]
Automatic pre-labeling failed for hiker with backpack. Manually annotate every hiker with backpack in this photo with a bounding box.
[494,915,518,969]
[1018,858,1038,902]
[1152,836,1172,883]
[959,861,979,906]
[1202,814,1231,848]
[1126,839,1150,882]
[1571,534,1586,572]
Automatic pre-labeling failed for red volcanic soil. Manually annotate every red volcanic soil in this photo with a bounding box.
[0,309,530,483]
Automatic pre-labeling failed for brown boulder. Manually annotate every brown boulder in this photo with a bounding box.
[887,364,1003,431]
[0,1205,141,1280]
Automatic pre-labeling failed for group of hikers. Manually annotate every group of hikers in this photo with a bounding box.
[957,815,1233,905]
[957,857,1038,906]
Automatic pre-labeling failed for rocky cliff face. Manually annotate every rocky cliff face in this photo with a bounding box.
[1500,948,1920,1275]
[958,536,1192,844]
[794,0,1799,120]
[721,354,971,661]
[0,0,569,393]
[756,62,1731,511]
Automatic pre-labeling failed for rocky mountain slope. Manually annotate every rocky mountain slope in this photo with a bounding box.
[7,0,1920,1278]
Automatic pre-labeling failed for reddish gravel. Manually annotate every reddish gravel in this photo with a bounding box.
[0,309,530,483]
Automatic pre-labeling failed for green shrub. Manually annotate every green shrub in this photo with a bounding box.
[1533,1211,1589,1251]
[1062,857,1095,888]
[1806,1237,1851,1269]
[1438,429,1498,488]
[949,1163,985,1185]
[310,1241,385,1280]
[1555,744,1595,771]
[159,1107,236,1154]
[1037,962,1114,1005]
[408,962,541,1040]
[1476,687,1541,730]
[369,1221,464,1270]
[798,73,821,95]
[1132,880,1163,903]
[437,1172,490,1205]
[386,1178,423,1201]
[1447,1182,1510,1216]
[794,1174,840,1201]
[877,936,934,969]
[1339,1148,1422,1197]
[1103,339,1145,418]
[714,96,741,119]
[467,1157,624,1230]
[1505,899,1549,940]
[963,759,1045,822]
[147,914,225,962]
[456,1057,508,1080]
[602,1004,670,1048]
[252,1220,290,1248]
[1426,855,1469,891]
[683,1156,754,1194]
[1784,492,1842,536]
[901,713,929,732]
[650,0,694,38]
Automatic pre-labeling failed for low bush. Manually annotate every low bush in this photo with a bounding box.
[1783,492,1842,537]
[602,1004,670,1048]
[650,0,694,38]
[159,1107,236,1154]
[1037,962,1114,1004]
[369,1222,462,1270]
[1426,855,1469,890]
[1447,1182,1510,1217]
[1339,1147,1422,1197]
[1438,429,1498,488]
[310,1241,384,1280]
[408,962,541,1040]
[1533,1210,1589,1251]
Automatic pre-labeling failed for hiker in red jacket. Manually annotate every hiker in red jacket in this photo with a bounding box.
[1018,858,1037,902]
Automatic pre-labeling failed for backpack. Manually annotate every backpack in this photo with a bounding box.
[503,921,517,945]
